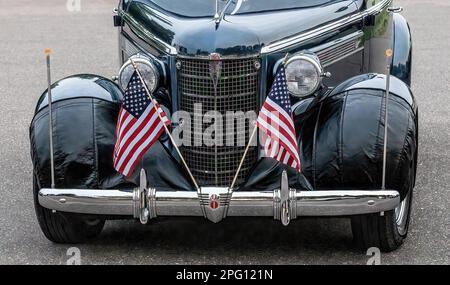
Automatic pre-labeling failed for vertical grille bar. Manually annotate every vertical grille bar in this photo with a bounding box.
[178,56,260,187]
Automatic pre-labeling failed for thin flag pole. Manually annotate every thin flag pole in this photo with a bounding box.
[230,54,291,191]
[230,124,258,191]
[382,49,393,190]
[129,59,200,191]
[45,48,56,189]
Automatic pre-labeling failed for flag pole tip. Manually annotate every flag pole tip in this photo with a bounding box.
[282,53,289,65]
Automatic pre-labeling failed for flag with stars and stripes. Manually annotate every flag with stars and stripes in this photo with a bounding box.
[257,66,301,172]
[113,71,170,177]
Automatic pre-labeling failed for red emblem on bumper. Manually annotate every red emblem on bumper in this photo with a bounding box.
[209,194,220,210]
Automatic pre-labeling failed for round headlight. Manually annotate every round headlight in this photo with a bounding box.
[119,55,159,93]
[285,54,323,97]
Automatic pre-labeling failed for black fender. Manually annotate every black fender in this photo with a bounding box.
[30,74,126,190]
[295,74,418,200]
[30,74,196,192]
[391,13,413,86]
[34,74,123,113]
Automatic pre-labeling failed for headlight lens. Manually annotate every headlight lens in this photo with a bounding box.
[285,54,323,97]
[118,55,159,93]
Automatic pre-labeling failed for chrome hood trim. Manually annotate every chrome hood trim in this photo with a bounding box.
[261,0,392,54]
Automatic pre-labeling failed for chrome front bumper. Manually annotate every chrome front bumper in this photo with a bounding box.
[38,171,400,225]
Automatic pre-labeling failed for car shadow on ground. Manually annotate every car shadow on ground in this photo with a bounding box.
[94,217,361,257]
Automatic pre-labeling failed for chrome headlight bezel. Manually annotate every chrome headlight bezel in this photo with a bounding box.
[285,54,324,98]
[118,54,159,93]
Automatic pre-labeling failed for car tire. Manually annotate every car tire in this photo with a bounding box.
[351,160,414,252]
[33,175,105,244]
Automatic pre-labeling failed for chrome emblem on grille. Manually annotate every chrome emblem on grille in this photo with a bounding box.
[209,52,221,61]
[209,53,222,87]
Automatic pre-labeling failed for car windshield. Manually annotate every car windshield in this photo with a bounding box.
[146,0,347,17]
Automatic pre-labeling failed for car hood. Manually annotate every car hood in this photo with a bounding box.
[124,0,359,56]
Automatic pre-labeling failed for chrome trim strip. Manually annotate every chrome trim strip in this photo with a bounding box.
[312,31,364,53]
[176,54,260,60]
[39,188,400,218]
[180,91,257,100]
[321,46,364,67]
[312,30,365,67]
[179,72,259,80]
[261,0,392,54]
[192,168,254,176]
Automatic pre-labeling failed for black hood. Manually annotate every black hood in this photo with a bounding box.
[124,0,359,56]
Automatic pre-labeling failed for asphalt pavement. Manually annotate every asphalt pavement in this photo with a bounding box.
[0,0,448,265]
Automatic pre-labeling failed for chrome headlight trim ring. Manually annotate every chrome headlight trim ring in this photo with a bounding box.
[118,54,160,93]
[285,54,324,98]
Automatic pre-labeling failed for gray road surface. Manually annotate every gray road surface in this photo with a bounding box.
[0,0,449,265]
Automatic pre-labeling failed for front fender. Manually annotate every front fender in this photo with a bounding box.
[30,74,125,190]
[34,74,122,114]
[30,74,197,192]
[295,74,418,199]
[391,13,413,86]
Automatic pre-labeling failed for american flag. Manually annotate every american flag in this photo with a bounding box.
[257,66,301,171]
[113,71,170,177]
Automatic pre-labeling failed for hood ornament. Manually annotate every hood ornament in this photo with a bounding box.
[214,0,220,24]
[214,0,234,28]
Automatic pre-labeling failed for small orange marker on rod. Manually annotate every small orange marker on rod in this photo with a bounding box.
[45,48,56,189]
[385,48,393,58]
[44,48,52,57]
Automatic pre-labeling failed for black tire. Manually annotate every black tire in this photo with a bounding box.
[33,176,105,244]
[351,162,414,252]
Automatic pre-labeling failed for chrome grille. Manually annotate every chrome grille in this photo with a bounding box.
[178,57,260,187]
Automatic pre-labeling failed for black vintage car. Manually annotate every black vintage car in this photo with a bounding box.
[30,0,417,252]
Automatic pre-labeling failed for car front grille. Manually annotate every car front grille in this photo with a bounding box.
[178,56,260,187]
